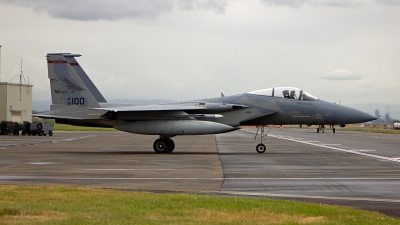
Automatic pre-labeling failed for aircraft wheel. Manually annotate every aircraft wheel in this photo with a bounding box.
[256,143,266,153]
[165,139,175,153]
[153,139,171,153]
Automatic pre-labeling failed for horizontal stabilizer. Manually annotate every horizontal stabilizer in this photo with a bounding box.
[31,114,84,120]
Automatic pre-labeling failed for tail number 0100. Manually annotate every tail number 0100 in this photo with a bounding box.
[69,97,85,105]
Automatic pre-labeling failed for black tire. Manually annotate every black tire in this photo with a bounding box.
[153,139,170,153]
[37,123,43,130]
[256,143,266,153]
[165,139,175,153]
[49,131,53,136]
[317,128,319,133]
[333,128,336,133]
[22,130,26,136]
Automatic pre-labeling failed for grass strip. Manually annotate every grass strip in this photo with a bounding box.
[335,127,400,134]
[284,125,400,135]
[0,185,399,224]
[53,124,117,131]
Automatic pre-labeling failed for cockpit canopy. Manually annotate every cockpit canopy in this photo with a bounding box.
[247,87,318,101]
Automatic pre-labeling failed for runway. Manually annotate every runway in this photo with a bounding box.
[1,128,400,217]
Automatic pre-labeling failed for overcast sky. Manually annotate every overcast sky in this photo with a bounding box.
[0,0,399,105]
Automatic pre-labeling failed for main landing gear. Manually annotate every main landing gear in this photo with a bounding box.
[317,125,335,133]
[254,125,270,153]
[153,136,175,153]
[317,125,324,133]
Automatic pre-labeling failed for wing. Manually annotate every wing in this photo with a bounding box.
[97,104,205,112]
[96,102,250,120]
[96,102,249,112]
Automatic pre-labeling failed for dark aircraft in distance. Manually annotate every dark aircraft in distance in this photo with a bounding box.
[35,53,376,153]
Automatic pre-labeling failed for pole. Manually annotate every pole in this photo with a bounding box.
[0,45,2,82]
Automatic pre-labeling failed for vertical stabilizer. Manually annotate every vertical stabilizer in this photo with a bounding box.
[47,53,100,111]
[64,54,107,103]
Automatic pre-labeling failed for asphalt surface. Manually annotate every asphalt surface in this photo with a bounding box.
[1,128,400,218]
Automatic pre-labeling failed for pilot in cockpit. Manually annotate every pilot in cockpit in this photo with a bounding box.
[283,90,290,98]
[289,90,297,99]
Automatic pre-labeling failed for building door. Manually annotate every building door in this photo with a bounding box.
[11,112,22,123]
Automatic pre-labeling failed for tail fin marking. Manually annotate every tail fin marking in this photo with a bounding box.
[47,54,100,111]
[64,54,107,103]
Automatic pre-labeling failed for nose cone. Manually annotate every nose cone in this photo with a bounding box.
[336,105,377,124]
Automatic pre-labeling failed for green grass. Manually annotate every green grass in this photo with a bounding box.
[335,127,400,134]
[283,125,400,135]
[0,185,399,224]
[53,123,117,131]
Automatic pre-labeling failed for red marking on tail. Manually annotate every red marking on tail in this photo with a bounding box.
[47,60,68,64]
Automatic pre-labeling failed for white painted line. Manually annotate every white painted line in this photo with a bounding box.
[0,176,223,180]
[63,135,95,142]
[322,144,342,146]
[271,134,400,163]
[225,177,400,181]
[29,162,61,165]
[79,169,213,171]
[3,176,400,181]
[357,150,376,152]
[220,191,400,203]
[225,177,400,180]
[243,129,400,164]
[0,139,51,141]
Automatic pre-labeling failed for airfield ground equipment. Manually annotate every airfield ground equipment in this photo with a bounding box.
[0,121,54,136]
[0,121,23,135]
[394,120,400,130]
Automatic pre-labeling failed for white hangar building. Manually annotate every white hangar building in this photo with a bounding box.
[0,46,33,123]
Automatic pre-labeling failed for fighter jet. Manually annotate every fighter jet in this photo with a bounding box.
[35,53,376,153]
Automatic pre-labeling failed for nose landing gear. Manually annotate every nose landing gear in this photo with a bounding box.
[256,143,266,153]
[254,125,270,153]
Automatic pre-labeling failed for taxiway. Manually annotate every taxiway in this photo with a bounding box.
[1,128,399,217]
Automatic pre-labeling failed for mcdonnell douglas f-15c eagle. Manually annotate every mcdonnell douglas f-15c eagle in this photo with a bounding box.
[35,53,376,153]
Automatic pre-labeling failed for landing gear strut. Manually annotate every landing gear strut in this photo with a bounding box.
[317,125,335,133]
[153,137,175,153]
[317,125,325,133]
[254,125,270,153]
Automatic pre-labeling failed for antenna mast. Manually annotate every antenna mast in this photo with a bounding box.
[20,59,22,84]
[0,45,2,82]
